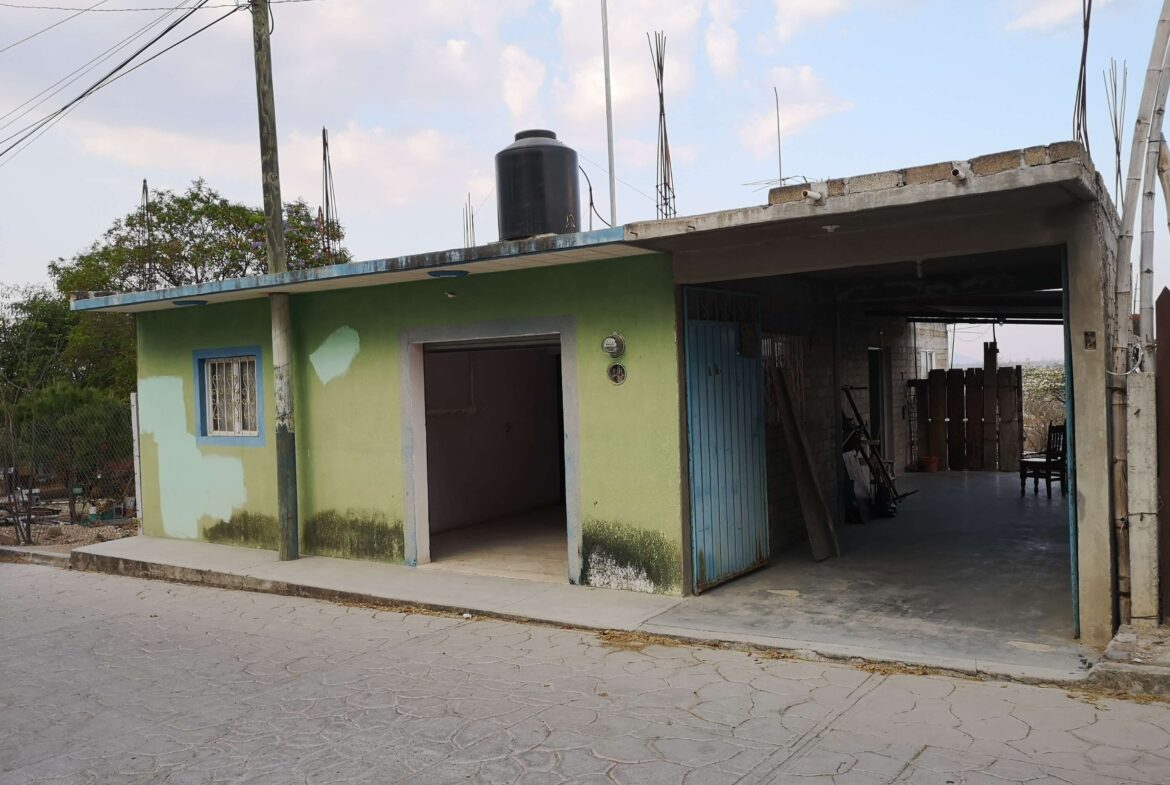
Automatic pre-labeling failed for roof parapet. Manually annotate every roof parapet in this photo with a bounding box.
[767,141,1088,206]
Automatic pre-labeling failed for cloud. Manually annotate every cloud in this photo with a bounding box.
[71,121,254,172]
[500,45,548,126]
[1005,0,1114,31]
[705,0,741,78]
[550,0,703,130]
[774,0,850,41]
[737,66,852,158]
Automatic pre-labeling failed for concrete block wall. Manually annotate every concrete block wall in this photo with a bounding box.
[753,279,840,548]
[838,318,946,471]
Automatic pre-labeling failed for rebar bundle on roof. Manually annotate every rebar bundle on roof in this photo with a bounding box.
[648,31,676,220]
[320,127,341,262]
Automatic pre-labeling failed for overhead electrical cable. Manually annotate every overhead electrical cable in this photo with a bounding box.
[0,0,244,167]
[0,0,323,10]
[0,0,107,55]
[0,0,211,149]
[0,0,193,132]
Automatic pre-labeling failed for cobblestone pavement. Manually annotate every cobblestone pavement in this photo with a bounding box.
[2,565,1170,785]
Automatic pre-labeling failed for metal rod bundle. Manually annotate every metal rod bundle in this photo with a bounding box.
[648,31,676,220]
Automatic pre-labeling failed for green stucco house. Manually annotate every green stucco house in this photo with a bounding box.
[75,144,1123,646]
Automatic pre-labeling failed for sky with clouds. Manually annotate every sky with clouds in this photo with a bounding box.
[0,0,1161,361]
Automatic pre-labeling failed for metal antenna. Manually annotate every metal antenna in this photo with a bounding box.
[648,31,676,220]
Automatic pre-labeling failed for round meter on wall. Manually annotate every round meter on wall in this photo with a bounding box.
[602,332,626,359]
[607,363,627,385]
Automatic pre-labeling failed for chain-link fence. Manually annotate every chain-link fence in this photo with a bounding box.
[2,389,138,548]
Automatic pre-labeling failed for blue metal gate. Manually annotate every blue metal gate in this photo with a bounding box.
[684,288,769,592]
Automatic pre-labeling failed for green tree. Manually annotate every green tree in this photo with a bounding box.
[10,384,132,522]
[0,286,73,398]
[49,179,351,293]
[1022,363,1066,452]
[42,180,351,401]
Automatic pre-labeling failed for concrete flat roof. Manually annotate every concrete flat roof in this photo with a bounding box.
[72,141,1105,314]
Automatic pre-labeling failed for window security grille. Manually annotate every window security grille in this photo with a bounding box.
[204,356,258,437]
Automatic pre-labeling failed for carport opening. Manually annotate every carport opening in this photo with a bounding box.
[423,340,567,583]
[683,246,1078,663]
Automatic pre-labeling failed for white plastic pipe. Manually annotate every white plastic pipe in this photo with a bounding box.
[801,189,823,203]
[1139,46,1170,351]
[1117,0,1170,364]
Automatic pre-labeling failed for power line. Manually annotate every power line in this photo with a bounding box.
[0,0,106,55]
[0,0,323,10]
[1,0,194,132]
[0,0,243,167]
[578,151,654,203]
[1,0,209,148]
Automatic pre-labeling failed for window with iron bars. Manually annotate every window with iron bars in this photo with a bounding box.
[203,356,259,437]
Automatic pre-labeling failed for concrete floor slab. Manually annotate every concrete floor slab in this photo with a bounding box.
[426,505,567,584]
[69,473,1096,682]
[645,471,1092,679]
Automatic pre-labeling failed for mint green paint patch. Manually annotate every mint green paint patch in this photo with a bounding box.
[138,376,246,539]
[309,326,360,384]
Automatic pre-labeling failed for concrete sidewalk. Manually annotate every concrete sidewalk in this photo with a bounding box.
[22,535,1099,686]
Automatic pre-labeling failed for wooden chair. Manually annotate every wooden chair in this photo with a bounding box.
[1020,422,1067,498]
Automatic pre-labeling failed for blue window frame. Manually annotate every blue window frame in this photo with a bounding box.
[193,346,265,447]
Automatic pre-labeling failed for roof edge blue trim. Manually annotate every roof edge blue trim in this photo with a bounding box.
[71,226,629,312]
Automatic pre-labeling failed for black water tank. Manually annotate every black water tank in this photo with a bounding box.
[495,130,580,241]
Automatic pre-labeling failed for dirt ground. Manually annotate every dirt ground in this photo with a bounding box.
[0,520,137,550]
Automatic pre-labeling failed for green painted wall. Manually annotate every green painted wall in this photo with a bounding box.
[136,300,277,545]
[135,254,684,589]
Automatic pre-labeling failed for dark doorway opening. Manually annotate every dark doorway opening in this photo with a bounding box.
[423,342,567,582]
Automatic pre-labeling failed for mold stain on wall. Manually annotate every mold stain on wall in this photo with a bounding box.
[138,376,246,539]
[580,519,682,594]
[303,509,404,563]
[309,326,360,384]
[203,511,278,550]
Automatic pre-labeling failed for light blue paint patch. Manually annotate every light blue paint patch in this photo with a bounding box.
[138,376,247,539]
[309,326,361,384]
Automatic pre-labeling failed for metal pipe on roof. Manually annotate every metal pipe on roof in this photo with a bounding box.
[600,0,617,227]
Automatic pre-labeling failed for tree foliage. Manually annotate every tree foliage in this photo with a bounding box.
[8,384,133,520]
[0,286,73,398]
[49,179,351,293]
[1022,363,1066,452]
[2,181,351,540]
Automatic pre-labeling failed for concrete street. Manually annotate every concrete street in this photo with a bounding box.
[1,564,1168,785]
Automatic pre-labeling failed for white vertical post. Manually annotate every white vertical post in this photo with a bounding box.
[130,392,143,535]
[600,0,617,227]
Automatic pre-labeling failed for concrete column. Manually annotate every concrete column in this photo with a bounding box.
[1066,203,1118,646]
[1128,370,1160,625]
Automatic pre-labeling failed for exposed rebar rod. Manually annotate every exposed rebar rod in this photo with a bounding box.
[648,31,675,220]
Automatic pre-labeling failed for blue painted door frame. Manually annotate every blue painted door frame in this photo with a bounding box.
[683,288,769,592]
